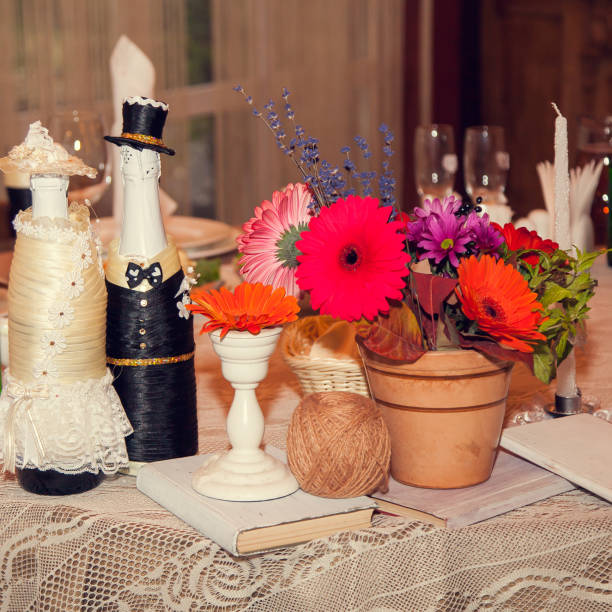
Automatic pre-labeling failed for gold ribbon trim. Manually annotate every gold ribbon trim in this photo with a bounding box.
[4,382,49,473]
[106,351,194,367]
[120,132,166,147]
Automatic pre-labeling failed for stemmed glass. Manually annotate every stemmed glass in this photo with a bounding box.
[576,116,612,252]
[414,124,457,203]
[49,109,110,206]
[463,125,509,207]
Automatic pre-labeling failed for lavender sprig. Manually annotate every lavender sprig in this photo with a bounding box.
[378,124,396,208]
[235,85,397,213]
[234,85,326,209]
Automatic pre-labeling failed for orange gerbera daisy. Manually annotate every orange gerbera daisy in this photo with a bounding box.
[456,255,546,352]
[187,282,299,338]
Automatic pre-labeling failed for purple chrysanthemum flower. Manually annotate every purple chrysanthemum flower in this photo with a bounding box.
[406,195,462,243]
[405,216,424,242]
[417,213,471,267]
[414,195,461,219]
[465,212,504,254]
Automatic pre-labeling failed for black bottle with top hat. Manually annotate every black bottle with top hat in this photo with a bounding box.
[104,97,198,464]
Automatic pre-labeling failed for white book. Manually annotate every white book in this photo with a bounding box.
[136,448,377,556]
[371,449,573,528]
[500,414,612,502]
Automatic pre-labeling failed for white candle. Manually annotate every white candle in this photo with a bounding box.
[552,103,570,250]
[552,103,577,398]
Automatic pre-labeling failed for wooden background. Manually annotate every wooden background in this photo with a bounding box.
[0,0,609,230]
[0,0,405,226]
[419,0,612,234]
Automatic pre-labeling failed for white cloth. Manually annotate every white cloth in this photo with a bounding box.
[0,305,611,608]
[0,259,611,609]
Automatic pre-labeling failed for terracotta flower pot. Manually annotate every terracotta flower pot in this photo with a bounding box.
[358,343,514,489]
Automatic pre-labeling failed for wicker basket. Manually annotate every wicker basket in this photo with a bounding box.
[280,315,369,397]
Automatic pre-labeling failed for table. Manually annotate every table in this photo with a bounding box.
[0,259,611,611]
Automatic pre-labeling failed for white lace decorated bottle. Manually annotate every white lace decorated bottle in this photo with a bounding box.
[104,98,198,466]
[0,122,132,494]
[16,175,100,493]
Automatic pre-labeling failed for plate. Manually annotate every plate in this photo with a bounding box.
[186,228,240,259]
[93,216,232,251]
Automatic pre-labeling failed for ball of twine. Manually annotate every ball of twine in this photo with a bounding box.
[287,391,391,498]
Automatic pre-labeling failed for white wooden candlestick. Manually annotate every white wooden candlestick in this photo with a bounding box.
[192,327,299,501]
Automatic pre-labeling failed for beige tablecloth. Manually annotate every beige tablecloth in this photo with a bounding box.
[0,260,611,611]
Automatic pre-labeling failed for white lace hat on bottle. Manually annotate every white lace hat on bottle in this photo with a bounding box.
[0,121,96,178]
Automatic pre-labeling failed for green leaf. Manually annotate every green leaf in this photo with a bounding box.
[538,315,561,333]
[533,344,554,384]
[567,273,592,293]
[541,282,572,307]
[577,250,601,272]
[565,304,578,321]
[555,330,568,359]
[194,258,221,285]
[575,291,591,310]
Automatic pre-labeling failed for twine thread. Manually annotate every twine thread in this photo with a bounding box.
[287,391,390,498]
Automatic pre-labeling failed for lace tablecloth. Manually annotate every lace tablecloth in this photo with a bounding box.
[1,260,611,611]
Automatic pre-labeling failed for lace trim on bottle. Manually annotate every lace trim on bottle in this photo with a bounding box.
[0,368,133,474]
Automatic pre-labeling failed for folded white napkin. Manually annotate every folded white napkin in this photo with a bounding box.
[569,159,604,251]
[515,160,603,250]
[480,201,514,226]
[109,36,178,224]
[515,161,555,239]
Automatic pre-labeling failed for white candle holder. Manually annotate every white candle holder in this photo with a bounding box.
[192,327,299,501]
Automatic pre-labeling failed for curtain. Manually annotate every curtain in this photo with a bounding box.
[0,0,405,224]
[210,0,406,225]
[0,0,188,215]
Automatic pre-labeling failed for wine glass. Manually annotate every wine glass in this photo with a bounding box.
[463,125,509,207]
[414,124,457,203]
[576,116,612,250]
[49,109,110,206]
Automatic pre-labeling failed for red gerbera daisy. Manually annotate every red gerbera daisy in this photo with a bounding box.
[493,223,558,267]
[456,254,546,352]
[295,196,410,321]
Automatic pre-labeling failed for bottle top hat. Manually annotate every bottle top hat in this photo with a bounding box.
[104,96,175,156]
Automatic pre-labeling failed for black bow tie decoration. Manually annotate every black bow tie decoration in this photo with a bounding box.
[125,262,163,289]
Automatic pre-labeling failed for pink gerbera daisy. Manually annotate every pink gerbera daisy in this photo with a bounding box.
[238,183,312,297]
[295,195,410,321]
[236,198,276,251]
